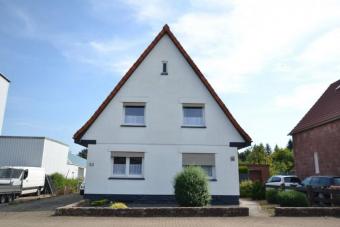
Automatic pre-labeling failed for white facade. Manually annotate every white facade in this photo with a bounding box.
[0,74,10,134]
[77,27,250,204]
[0,136,85,178]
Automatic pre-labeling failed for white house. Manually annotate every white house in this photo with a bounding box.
[74,25,251,205]
[0,136,86,179]
[0,73,10,134]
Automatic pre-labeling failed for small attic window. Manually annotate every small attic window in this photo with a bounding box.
[161,61,168,75]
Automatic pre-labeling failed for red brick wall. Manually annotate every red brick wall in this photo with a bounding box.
[246,164,270,183]
[293,120,340,180]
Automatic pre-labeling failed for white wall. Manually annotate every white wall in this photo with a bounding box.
[82,34,245,196]
[41,139,70,176]
[0,137,44,167]
[86,144,239,195]
[0,76,9,134]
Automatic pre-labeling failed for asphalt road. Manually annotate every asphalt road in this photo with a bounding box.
[0,194,339,227]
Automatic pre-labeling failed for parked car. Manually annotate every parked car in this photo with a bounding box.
[265,175,301,190]
[296,176,340,192]
[79,180,85,195]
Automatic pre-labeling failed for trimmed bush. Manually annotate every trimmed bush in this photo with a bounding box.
[174,166,211,206]
[240,180,253,198]
[239,166,249,174]
[251,181,265,200]
[266,189,279,204]
[277,190,309,207]
[110,202,128,209]
[90,199,109,206]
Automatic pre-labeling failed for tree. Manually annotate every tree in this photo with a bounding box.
[271,148,294,175]
[265,143,272,155]
[246,143,270,165]
[286,139,293,151]
[238,149,251,163]
[78,149,88,159]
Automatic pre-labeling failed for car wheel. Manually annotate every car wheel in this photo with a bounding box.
[0,195,6,204]
[6,194,13,203]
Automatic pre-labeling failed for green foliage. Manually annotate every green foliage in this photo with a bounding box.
[245,143,271,165]
[266,189,279,204]
[240,180,253,198]
[50,173,79,193]
[110,202,128,209]
[277,190,309,207]
[251,181,266,200]
[238,140,295,176]
[78,148,88,159]
[239,166,249,174]
[90,199,109,206]
[174,166,211,207]
[271,148,294,175]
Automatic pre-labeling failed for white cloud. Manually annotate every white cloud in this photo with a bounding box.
[119,0,340,93]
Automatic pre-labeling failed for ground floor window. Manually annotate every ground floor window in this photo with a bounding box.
[182,153,216,179]
[111,152,144,178]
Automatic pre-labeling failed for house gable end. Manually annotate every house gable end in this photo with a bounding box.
[74,25,252,146]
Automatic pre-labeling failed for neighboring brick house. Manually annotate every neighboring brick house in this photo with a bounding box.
[289,79,340,179]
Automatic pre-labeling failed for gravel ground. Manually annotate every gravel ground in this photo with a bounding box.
[0,194,339,227]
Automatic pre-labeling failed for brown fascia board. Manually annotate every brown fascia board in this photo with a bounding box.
[73,24,252,145]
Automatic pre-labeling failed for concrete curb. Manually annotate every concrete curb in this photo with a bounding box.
[55,204,249,217]
[275,207,340,217]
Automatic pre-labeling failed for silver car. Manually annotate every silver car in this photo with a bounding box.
[265,175,301,190]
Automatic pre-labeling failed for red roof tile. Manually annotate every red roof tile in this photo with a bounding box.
[73,24,252,144]
[290,79,340,134]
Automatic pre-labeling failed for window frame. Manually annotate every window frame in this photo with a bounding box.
[122,103,146,126]
[182,104,206,127]
[112,156,144,178]
[161,60,168,75]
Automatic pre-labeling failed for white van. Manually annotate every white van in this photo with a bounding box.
[0,166,45,195]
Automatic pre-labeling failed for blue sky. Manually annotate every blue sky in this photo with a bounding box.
[1,0,340,153]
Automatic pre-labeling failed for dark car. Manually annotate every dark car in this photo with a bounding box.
[297,176,340,192]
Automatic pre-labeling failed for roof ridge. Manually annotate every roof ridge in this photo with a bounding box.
[74,24,252,145]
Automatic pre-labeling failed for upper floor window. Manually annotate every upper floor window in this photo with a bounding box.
[123,103,145,126]
[161,61,168,75]
[182,105,205,127]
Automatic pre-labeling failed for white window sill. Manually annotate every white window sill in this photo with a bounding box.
[121,124,146,127]
[108,176,145,180]
[181,125,206,128]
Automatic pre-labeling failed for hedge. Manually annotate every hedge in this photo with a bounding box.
[277,190,309,207]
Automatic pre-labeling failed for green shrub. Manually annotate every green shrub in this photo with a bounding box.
[266,189,279,204]
[50,173,65,191]
[239,166,249,174]
[50,173,79,194]
[240,180,253,198]
[277,190,309,207]
[110,202,128,209]
[174,166,211,207]
[251,181,265,200]
[90,199,109,206]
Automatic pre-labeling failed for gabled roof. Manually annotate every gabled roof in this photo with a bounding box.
[73,24,252,145]
[290,79,340,135]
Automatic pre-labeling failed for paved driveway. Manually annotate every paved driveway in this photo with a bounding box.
[0,195,339,227]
